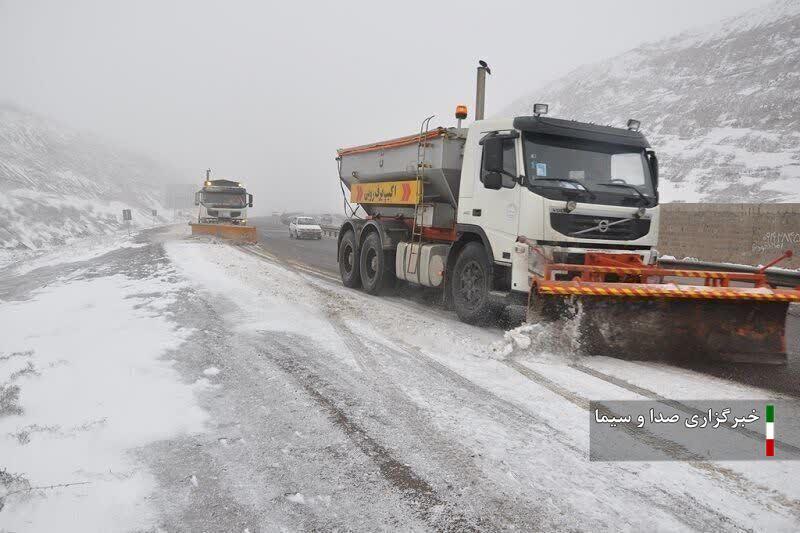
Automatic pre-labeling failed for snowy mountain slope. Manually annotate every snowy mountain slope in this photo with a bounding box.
[504,0,800,203]
[0,103,176,250]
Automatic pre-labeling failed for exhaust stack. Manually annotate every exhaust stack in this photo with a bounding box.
[475,60,491,121]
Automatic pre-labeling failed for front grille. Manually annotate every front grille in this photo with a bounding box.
[207,209,219,216]
[550,213,650,241]
[231,211,241,217]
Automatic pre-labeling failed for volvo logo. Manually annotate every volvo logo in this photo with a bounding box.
[570,217,632,237]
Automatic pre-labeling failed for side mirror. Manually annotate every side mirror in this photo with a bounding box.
[248,194,253,207]
[482,137,504,173]
[647,151,658,189]
[483,172,503,190]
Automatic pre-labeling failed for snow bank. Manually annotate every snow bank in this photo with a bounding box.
[0,271,208,530]
[0,231,147,274]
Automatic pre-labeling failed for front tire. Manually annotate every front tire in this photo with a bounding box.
[339,230,361,288]
[359,232,394,294]
[451,242,494,324]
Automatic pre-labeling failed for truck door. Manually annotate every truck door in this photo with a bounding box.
[473,134,521,264]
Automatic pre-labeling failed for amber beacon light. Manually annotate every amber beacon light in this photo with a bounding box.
[455,104,468,128]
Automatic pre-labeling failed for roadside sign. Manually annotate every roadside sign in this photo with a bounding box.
[350,179,421,205]
[122,209,132,221]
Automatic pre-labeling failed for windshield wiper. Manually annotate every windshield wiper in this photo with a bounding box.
[531,178,596,199]
[595,182,652,207]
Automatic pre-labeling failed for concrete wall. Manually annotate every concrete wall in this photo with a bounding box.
[658,203,800,268]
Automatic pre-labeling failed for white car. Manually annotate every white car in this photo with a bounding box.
[289,216,322,240]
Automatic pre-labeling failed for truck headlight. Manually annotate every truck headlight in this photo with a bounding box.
[566,200,577,212]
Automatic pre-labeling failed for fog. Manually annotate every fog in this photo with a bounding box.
[0,0,771,215]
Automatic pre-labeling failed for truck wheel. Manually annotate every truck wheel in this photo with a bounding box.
[359,232,394,294]
[339,230,361,288]
[451,242,494,324]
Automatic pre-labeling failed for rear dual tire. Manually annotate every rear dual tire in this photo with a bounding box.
[339,230,361,288]
[359,233,394,295]
[338,230,395,293]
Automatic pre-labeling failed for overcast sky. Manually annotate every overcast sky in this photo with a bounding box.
[0,0,773,214]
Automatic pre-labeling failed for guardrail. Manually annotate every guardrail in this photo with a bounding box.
[659,258,800,288]
[320,224,340,238]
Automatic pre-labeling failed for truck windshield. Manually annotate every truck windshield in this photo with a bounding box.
[202,191,247,208]
[523,133,656,206]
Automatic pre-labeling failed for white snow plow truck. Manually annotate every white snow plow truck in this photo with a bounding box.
[335,61,800,363]
[190,169,256,242]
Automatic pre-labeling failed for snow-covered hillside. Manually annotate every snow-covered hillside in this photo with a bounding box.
[0,103,177,250]
[505,0,800,203]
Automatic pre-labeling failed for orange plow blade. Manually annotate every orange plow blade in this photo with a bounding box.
[190,223,257,243]
[529,253,799,364]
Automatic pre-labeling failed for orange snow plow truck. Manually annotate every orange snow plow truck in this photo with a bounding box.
[333,62,800,364]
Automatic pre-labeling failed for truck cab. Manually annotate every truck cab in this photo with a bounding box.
[457,115,659,292]
[195,179,253,225]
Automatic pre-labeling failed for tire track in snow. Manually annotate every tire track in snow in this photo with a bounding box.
[242,244,756,531]
[265,337,479,533]
[237,244,568,528]
[323,294,756,531]
[236,240,800,528]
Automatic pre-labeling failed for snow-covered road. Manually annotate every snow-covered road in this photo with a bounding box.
[2,226,799,531]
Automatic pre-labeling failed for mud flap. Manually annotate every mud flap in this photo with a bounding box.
[532,295,789,365]
[190,223,257,243]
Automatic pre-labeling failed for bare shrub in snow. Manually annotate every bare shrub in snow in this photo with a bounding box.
[0,384,23,417]
[0,468,31,512]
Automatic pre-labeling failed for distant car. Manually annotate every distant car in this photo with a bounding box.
[289,216,322,240]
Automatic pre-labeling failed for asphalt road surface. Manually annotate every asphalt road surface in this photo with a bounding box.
[252,216,339,277]
[250,216,800,398]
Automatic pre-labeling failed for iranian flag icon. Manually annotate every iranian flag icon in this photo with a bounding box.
[766,404,775,457]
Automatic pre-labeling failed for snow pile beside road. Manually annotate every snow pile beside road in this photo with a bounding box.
[0,269,208,529]
[491,317,584,362]
[0,231,147,274]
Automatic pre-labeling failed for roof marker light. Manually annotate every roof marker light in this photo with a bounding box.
[627,119,641,132]
[533,103,549,117]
